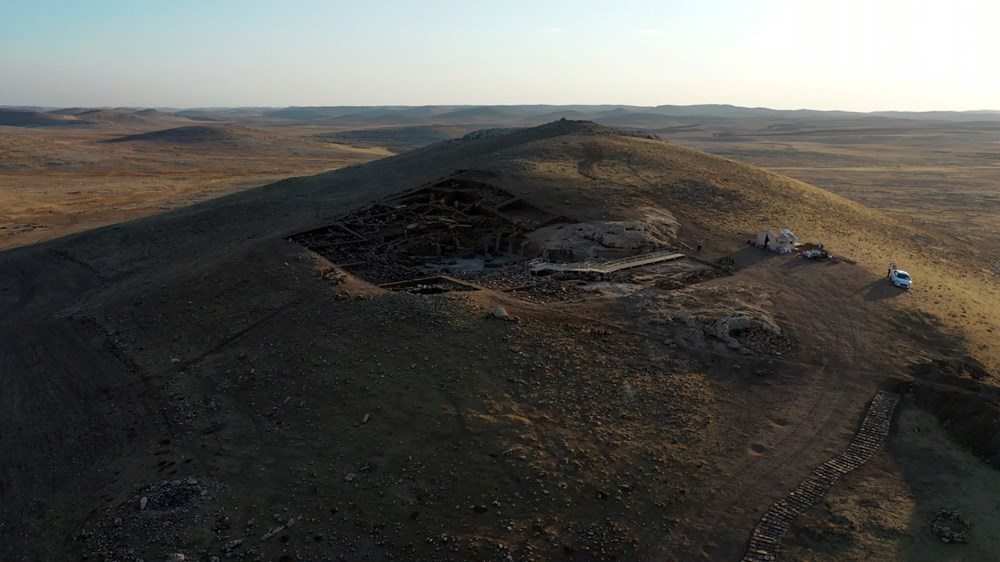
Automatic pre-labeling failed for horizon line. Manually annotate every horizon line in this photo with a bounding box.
[3,103,1000,114]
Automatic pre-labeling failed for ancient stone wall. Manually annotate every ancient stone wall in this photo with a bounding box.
[742,391,901,562]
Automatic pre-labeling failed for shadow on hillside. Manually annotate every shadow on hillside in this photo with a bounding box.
[779,255,840,270]
[891,398,1000,562]
[858,278,907,301]
[731,245,781,269]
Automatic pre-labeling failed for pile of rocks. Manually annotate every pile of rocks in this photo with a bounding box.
[931,510,970,544]
[77,477,220,561]
[702,314,790,355]
[460,128,521,141]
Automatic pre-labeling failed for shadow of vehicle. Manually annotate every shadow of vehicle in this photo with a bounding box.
[860,277,908,301]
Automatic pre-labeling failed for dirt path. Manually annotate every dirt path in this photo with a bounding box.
[658,246,907,560]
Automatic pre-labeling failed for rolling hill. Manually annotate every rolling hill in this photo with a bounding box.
[0,107,193,128]
[101,124,360,154]
[104,124,279,146]
[0,108,81,127]
[1,120,997,562]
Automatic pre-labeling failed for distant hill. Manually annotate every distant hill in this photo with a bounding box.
[100,123,370,156]
[314,124,469,152]
[433,106,517,124]
[153,104,1000,132]
[71,108,191,126]
[593,111,690,129]
[104,124,282,146]
[0,109,82,127]
[47,107,95,116]
[0,107,196,128]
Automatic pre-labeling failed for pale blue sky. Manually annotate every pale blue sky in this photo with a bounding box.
[1,0,997,111]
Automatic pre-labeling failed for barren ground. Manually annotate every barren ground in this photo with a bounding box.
[1,115,999,562]
[0,123,389,249]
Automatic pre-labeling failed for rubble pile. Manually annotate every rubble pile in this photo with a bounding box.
[703,315,791,355]
[931,510,970,544]
[78,478,221,561]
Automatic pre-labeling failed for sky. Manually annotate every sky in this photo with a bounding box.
[1,0,998,111]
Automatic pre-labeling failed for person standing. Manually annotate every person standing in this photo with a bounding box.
[697,239,704,253]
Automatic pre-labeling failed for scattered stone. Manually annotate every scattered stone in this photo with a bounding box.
[139,496,148,511]
[260,525,285,542]
[491,304,511,320]
[931,510,970,544]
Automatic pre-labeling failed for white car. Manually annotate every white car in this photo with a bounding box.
[890,269,912,289]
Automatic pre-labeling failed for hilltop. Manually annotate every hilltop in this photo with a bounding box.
[104,124,305,149]
[0,107,193,128]
[1,121,998,561]
[0,108,80,127]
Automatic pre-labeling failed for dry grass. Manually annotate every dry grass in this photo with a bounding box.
[0,124,390,248]
[486,132,1000,374]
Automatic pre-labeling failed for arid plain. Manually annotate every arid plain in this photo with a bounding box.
[2,105,999,561]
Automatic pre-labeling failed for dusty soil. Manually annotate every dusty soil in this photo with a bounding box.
[1,119,998,561]
[0,123,389,249]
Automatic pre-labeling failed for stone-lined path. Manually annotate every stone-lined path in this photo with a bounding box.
[741,391,901,562]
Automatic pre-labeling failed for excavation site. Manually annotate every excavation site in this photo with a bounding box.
[288,171,724,303]
[3,120,1000,562]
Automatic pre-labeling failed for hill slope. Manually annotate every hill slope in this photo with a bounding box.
[1,121,997,561]
[104,124,287,147]
[0,108,81,126]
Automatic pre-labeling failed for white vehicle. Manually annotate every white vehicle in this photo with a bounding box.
[890,269,912,289]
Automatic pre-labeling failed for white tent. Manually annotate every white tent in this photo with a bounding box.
[756,229,796,252]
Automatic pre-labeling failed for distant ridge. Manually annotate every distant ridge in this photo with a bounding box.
[0,107,192,128]
[0,109,81,127]
[103,124,274,145]
[215,104,1000,125]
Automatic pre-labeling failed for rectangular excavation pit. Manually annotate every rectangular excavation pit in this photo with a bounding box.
[285,174,592,294]
[286,181,566,286]
[493,198,564,229]
[289,223,365,247]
